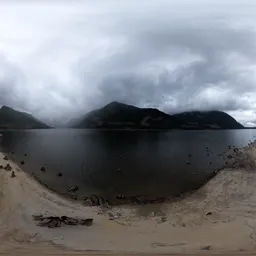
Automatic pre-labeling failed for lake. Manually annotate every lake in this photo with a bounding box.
[0,129,256,200]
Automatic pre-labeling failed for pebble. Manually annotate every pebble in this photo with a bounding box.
[150,212,155,217]
[40,167,46,172]
[201,245,212,250]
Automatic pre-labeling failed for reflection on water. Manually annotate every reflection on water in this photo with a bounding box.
[0,129,256,198]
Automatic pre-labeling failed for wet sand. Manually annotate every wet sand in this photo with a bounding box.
[0,142,256,255]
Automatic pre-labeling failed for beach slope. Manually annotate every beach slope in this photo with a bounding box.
[0,143,256,255]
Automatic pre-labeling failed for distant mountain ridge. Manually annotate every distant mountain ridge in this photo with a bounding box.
[74,101,182,129]
[0,106,49,129]
[72,102,244,130]
[172,110,244,129]
[0,103,243,130]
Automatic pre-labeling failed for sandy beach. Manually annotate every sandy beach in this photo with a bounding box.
[1,143,256,255]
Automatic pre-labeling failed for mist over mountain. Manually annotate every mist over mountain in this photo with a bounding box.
[0,106,49,129]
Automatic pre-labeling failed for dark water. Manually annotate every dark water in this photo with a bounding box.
[0,129,256,199]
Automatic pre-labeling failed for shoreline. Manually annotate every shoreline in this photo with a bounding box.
[4,152,224,207]
[0,142,256,254]
[0,146,234,207]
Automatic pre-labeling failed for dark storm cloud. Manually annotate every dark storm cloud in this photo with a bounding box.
[75,13,256,120]
[96,24,256,114]
[0,1,256,125]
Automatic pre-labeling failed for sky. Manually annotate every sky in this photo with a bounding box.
[0,0,256,126]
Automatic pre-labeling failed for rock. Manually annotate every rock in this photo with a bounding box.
[108,213,115,220]
[40,167,46,172]
[69,185,79,192]
[57,172,62,177]
[201,245,212,250]
[150,212,155,217]
[117,193,126,200]
[98,197,109,209]
[61,216,78,225]
[84,195,111,208]
[227,155,233,159]
[71,194,78,200]
[36,217,62,228]
[149,197,165,204]
[80,218,93,226]
[0,165,3,169]
[3,156,8,160]
[108,212,121,220]
[131,196,144,204]
[32,214,43,221]
[84,198,93,206]
[117,168,121,172]
[234,148,239,153]
[206,212,212,216]
[104,199,112,209]
[90,195,99,206]
[158,216,167,223]
[4,164,12,171]
[48,218,62,228]
[20,161,25,165]
[11,171,16,178]
[212,170,218,176]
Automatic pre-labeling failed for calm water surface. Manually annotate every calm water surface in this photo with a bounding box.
[0,129,256,198]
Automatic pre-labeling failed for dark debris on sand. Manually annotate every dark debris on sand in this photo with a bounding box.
[84,195,112,209]
[4,164,12,171]
[32,215,93,228]
[83,194,166,208]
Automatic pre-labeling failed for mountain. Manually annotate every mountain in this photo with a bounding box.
[73,101,182,129]
[0,106,50,129]
[172,110,244,129]
[72,102,244,130]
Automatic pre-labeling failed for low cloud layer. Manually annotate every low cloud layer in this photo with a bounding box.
[0,0,256,126]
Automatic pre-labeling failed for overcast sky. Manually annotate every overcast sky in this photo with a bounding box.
[0,0,256,126]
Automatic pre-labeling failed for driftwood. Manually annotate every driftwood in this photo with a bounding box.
[32,215,93,228]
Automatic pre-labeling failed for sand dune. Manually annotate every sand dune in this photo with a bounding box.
[0,143,256,255]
